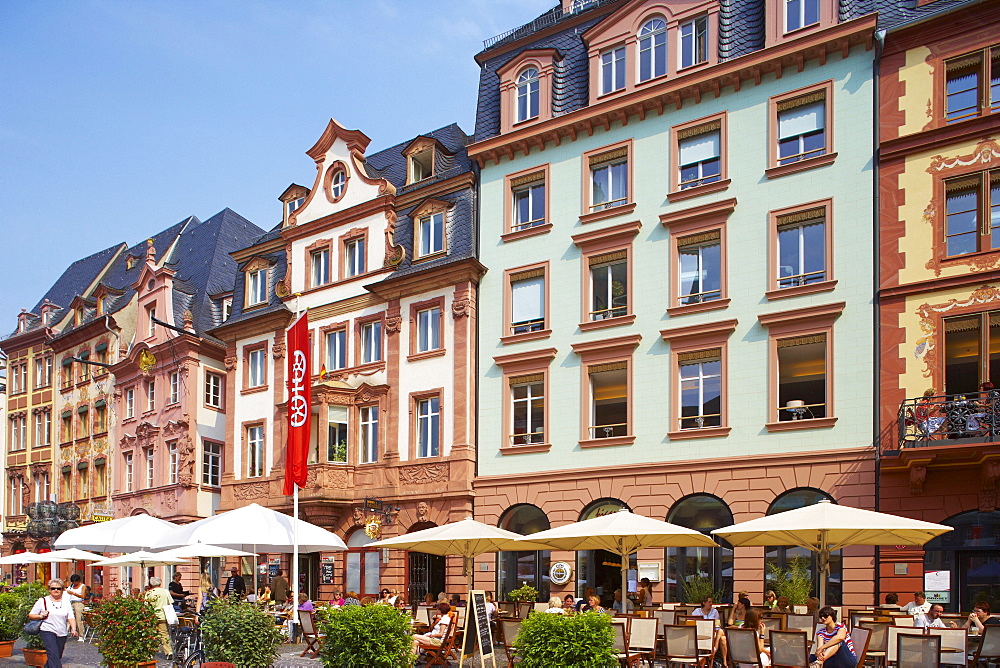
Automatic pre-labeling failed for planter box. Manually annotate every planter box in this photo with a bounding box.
[21,648,47,666]
[0,641,14,657]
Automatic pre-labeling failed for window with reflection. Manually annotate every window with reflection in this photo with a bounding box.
[943,311,1000,395]
[497,504,551,602]
[923,510,1000,613]
[764,488,841,605]
[345,529,380,596]
[666,495,733,602]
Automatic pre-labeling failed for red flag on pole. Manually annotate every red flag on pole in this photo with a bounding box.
[284,312,311,495]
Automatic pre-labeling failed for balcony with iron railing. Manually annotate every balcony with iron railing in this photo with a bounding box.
[481,0,619,50]
[891,390,1000,452]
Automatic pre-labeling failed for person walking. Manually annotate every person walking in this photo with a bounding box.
[270,568,288,605]
[144,576,174,659]
[27,578,78,667]
[223,567,246,598]
[65,574,89,642]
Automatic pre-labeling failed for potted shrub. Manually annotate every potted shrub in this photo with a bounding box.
[200,597,283,668]
[514,610,617,667]
[91,593,161,668]
[315,604,415,667]
[680,574,726,606]
[0,592,25,656]
[766,555,812,606]
[14,582,48,666]
[506,583,539,603]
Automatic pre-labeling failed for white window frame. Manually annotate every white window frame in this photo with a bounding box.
[638,17,667,82]
[248,348,266,388]
[168,441,179,485]
[144,446,154,488]
[359,405,379,464]
[418,212,445,257]
[678,235,722,304]
[247,268,268,305]
[124,452,134,492]
[678,355,723,430]
[345,238,366,277]
[785,0,821,33]
[330,169,347,199]
[678,128,722,189]
[247,425,265,478]
[679,15,709,70]
[777,216,827,288]
[360,321,382,364]
[311,249,330,287]
[417,397,441,458]
[146,379,156,412]
[590,258,628,321]
[326,329,347,370]
[516,67,540,122]
[416,307,441,353]
[205,372,223,408]
[203,441,222,486]
[601,45,626,95]
[590,159,628,210]
[125,388,135,419]
[169,371,180,404]
[513,180,546,231]
[511,379,545,446]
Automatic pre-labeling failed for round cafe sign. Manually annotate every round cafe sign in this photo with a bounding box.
[549,561,572,586]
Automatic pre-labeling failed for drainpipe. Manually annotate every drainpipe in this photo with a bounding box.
[873,26,886,606]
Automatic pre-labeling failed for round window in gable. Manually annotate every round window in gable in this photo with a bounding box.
[324,162,349,203]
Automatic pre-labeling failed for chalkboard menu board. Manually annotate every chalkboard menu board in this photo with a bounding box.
[459,590,496,668]
[319,562,335,585]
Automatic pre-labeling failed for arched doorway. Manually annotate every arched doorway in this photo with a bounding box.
[345,528,379,598]
[407,522,445,603]
[666,494,734,603]
[764,488,842,605]
[576,498,633,604]
[496,504,551,602]
[923,510,1000,612]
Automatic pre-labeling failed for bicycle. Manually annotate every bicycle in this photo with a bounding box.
[169,607,204,667]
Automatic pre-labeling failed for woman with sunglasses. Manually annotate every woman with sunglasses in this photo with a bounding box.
[810,606,856,667]
[27,578,78,667]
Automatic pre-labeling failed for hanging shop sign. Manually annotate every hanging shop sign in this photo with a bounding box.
[549,561,572,586]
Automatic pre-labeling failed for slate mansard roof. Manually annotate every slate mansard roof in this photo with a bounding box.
[213,223,291,331]
[473,0,976,143]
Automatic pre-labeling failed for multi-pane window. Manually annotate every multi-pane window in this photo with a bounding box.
[409,148,434,183]
[416,307,441,353]
[61,469,72,501]
[286,196,305,218]
[777,92,826,165]
[247,348,266,388]
[8,478,24,515]
[10,362,26,394]
[511,376,545,445]
[328,406,348,463]
[203,441,222,486]
[247,268,268,305]
[94,403,107,433]
[680,16,709,69]
[360,321,382,364]
[144,446,155,488]
[678,124,721,189]
[943,311,1000,394]
[146,379,156,412]
[512,173,545,231]
[76,407,89,439]
[61,413,72,443]
[590,253,628,320]
[34,357,52,389]
[944,171,1000,257]
[330,169,347,199]
[61,360,73,389]
[516,68,540,122]
[147,305,157,338]
[205,372,223,408]
[777,208,827,287]
[345,238,366,277]
[168,441,179,485]
[326,329,347,370]
[125,387,135,419]
[510,270,545,334]
[945,47,999,123]
[169,371,180,404]
[417,397,440,458]
[785,0,820,32]
[590,151,628,210]
[777,334,827,421]
[78,354,89,383]
[589,363,628,438]
[678,232,722,304]
[123,452,134,492]
[34,411,50,446]
[679,351,722,429]
[247,425,264,478]
[359,405,379,464]
[222,297,233,321]
[10,415,25,451]
[638,18,667,82]
[94,461,106,497]
[311,249,330,287]
[78,468,88,499]
[601,46,626,95]
[418,213,445,257]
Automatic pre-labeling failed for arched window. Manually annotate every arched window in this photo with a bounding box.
[765,488,842,605]
[516,68,540,123]
[923,510,1000,613]
[330,169,346,200]
[345,528,380,597]
[576,498,633,602]
[638,17,667,82]
[497,504,550,602]
[666,494,734,602]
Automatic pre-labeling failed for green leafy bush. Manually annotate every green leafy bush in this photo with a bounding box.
[91,593,161,666]
[0,592,26,642]
[514,610,617,667]
[316,604,415,668]
[506,583,539,603]
[201,597,283,668]
[766,556,813,605]
[680,574,727,605]
[13,582,48,649]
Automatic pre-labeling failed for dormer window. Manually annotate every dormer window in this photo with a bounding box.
[247,268,268,306]
[601,46,626,95]
[222,297,233,320]
[785,0,820,33]
[147,305,156,337]
[638,18,667,82]
[286,197,305,218]
[75,308,84,326]
[679,16,709,69]
[126,255,139,270]
[418,213,445,258]
[409,148,434,183]
[516,68,540,123]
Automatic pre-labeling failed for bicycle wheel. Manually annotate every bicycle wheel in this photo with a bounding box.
[181,649,203,668]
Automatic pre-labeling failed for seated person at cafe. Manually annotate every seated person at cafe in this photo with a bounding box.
[581,595,607,614]
[692,596,720,621]
[880,592,902,610]
[412,602,455,654]
[810,607,856,668]
[774,596,792,613]
[764,590,777,609]
[483,591,496,619]
[256,586,272,604]
[545,596,565,614]
[611,589,633,614]
[576,587,596,612]
[965,601,1000,632]
[422,593,436,605]
[902,591,930,616]
[563,594,577,611]
[806,597,821,618]
[729,597,751,627]
[450,593,465,607]
[915,603,956,628]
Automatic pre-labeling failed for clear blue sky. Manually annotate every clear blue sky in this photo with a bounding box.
[0,0,552,331]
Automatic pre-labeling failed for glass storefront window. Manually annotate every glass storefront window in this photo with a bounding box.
[923,510,1000,613]
[497,504,550,602]
[666,494,734,603]
[764,488,842,606]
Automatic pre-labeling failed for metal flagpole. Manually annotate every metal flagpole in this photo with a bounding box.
[291,295,301,639]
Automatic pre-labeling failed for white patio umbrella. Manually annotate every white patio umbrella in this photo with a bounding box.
[155,543,257,559]
[46,548,106,562]
[502,509,719,599]
[54,514,177,552]
[0,551,72,564]
[712,499,953,604]
[368,517,549,591]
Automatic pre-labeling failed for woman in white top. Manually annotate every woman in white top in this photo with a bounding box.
[545,596,565,614]
[28,578,78,668]
[692,596,720,621]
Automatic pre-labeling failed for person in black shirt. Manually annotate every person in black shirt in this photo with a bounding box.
[168,573,189,611]
[223,568,246,598]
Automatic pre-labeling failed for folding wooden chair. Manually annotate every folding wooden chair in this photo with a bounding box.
[297,610,324,658]
[769,630,810,668]
[517,602,532,619]
[612,621,646,667]
[858,620,889,668]
[663,624,708,667]
[761,615,783,642]
[725,627,765,667]
[886,627,927,666]
[892,615,916,627]
[970,623,1000,667]
[498,618,522,665]
[785,613,815,635]
[628,617,658,667]
[896,632,940,668]
[850,626,871,667]
[532,602,548,615]
[419,613,459,667]
[497,601,516,617]
[927,627,966,666]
